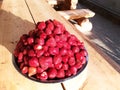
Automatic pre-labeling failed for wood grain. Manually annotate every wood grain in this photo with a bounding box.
[0,0,120,90]
[58,9,95,20]
[25,0,84,41]
[25,0,120,90]
[0,0,62,90]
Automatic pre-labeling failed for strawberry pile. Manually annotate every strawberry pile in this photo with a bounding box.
[14,19,87,81]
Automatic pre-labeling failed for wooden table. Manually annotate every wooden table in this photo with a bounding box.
[0,0,120,90]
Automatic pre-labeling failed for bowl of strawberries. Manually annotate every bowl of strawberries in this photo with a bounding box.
[13,19,88,83]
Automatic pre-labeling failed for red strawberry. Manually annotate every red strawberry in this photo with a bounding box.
[16,42,23,50]
[80,49,87,57]
[68,57,76,66]
[55,63,63,70]
[55,35,61,42]
[62,55,69,63]
[49,47,59,55]
[59,48,67,56]
[75,62,82,69]
[81,56,86,64]
[68,35,77,45]
[18,59,23,63]
[75,53,84,60]
[53,55,62,65]
[37,67,44,73]
[65,70,72,77]
[43,45,48,51]
[62,63,69,70]
[28,29,36,37]
[18,52,23,60]
[44,52,50,56]
[46,37,56,47]
[37,22,46,30]
[14,19,87,80]
[28,49,36,57]
[23,56,29,65]
[53,20,65,32]
[68,38,76,45]
[63,42,71,49]
[35,38,44,45]
[60,34,67,41]
[29,57,39,67]
[45,27,52,35]
[46,21,54,31]
[50,63,55,68]
[39,56,53,70]
[36,49,44,57]
[21,66,28,74]
[72,46,80,53]
[67,50,74,57]
[40,33,47,39]
[34,44,42,50]
[53,19,64,34]
[36,30,43,37]
[54,27,63,34]
[20,63,25,70]
[23,40,28,46]
[70,66,78,75]
[48,68,57,79]
[53,19,61,27]
[57,41,64,48]
[28,67,37,77]
[77,41,84,46]
[64,31,70,38]
[27,37,34,45]
[69,35,77,41]
[38,71,48,80]
[79,45,85,50]
[23,49,27,55]
[20,34,28,43]
[39,57,48,70]
[56,69,65,78]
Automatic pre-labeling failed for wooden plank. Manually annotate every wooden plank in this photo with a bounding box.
[81,42,120,90]
[0,0,62,90]
[25,1,89,90]
[63,65,88,90]
[19,0,120,90]
[25,0,84,41]
[58,9,95,20]
[0,0,120,90]
[46,0,57,5]
[47,0,78,10]
[0,0,2,9]
[74,29,120,90]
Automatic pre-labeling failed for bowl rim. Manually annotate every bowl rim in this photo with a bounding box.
[12,53,88,83]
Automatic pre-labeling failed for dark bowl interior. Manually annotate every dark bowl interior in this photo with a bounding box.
[12,54,88,83]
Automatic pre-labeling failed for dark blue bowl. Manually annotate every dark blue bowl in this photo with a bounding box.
[13,52,88,83]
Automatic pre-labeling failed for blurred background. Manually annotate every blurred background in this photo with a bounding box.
[47,0,120,65]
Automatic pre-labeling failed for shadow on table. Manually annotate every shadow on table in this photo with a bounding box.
[0,9,35,55]
[76,2,120,73]
[88,14,120,65]
[74,29,120,73]
[0,0,2,10]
